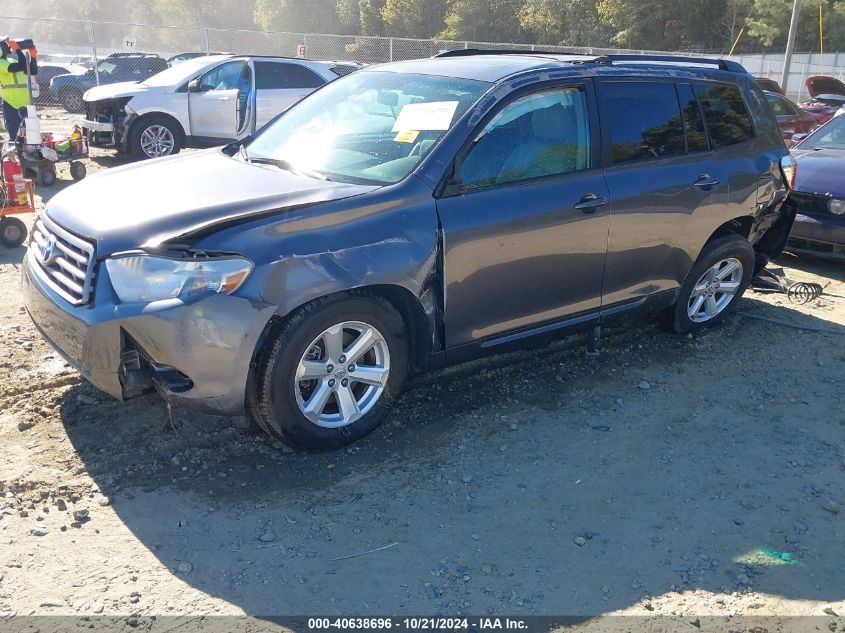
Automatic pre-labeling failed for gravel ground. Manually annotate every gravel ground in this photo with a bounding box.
[0,107,844,628]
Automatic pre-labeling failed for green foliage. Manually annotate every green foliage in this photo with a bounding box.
[29,0,845,54]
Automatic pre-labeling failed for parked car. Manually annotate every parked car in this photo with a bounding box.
[763,90,817,142]
[80,54,364,159]
[23,52,794,449]
[33,63,87,103]
[49,53,169,113]
[756,77,785,95]
[798,75,845,125]
[786,115,845,259]
[167,51,232,66]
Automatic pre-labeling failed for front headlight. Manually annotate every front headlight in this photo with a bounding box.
[829,198,845,215]
[105,255,253,303]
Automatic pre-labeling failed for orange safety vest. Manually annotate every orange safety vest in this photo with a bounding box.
[0,56,30,109]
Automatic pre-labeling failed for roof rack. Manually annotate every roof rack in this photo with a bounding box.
[605,54,745,72]
[433,48,745,72]
[434,48,600,59]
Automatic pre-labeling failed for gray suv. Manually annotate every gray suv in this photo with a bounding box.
[23,52,795,449]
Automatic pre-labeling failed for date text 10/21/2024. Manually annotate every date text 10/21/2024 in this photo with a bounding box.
[306,618,529,630]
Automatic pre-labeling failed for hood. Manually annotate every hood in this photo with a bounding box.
[46,149,378,256]
[791,147,845,197]
[806,75,845,98]
[84,81,162,102]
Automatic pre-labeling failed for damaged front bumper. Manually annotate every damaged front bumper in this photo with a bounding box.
[22,250,275,415]
[80,99,136,151]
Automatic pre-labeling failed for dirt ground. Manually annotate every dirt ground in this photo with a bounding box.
[1,107,844,629]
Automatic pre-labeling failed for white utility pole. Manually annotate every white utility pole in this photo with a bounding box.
[781,0,803,91]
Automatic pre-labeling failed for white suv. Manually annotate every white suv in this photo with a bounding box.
[81,55,363,159]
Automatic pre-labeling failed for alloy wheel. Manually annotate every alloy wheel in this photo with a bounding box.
[140,125,175,157]
[294,321,391,429]
[687,257,743,323]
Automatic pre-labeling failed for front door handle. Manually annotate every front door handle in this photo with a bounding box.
[693,174,720,188]
[574,194,608,213]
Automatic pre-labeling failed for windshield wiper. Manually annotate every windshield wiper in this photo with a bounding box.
[249,156,329,181]
[238,144,250,163]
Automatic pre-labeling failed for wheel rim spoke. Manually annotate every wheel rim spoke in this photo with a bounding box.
[719,281,740,294]
[302,381,332,423]
[689,294,705,316]
[344,327,379,364]
[335,386,362,424]
[351,365,389,387]
[321,325,344,360]
[296,360,326,381]
[716,260,738,280]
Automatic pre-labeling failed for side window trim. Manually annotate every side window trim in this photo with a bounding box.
[678,82,712,154]
[440,79,599,198]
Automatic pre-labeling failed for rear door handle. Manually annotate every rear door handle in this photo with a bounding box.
[693,174,720,188]
[574,194,608,213]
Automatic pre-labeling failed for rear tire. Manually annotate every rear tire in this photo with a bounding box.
[668,235,755,334]
[248,294,409,450]
[59,88,84,114]
[0,217,27,248]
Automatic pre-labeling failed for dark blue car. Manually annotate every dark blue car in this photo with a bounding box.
[23,51,794,449]
[49,53,168,113]
[788,114,845,259]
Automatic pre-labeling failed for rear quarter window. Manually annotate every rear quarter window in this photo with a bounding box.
[694,82,755,148]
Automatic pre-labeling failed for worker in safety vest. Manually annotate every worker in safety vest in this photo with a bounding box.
[0,37,37,142]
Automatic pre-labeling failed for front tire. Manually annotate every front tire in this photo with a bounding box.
[248,294,409,450]
[129,116,182,160]
[669,234,755,334]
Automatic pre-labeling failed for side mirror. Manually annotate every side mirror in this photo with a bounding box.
[791,132,808,146]
[187,78,203,92]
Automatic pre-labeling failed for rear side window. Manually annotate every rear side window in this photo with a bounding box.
[603,81,685,164]
[695,83,755,147]
[256,62,324,90]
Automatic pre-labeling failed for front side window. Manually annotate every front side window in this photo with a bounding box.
[459,86,590,190]
[245,71,487,185]
[200,61,247,91]
[695,83,755,147]
[604,81,685,164]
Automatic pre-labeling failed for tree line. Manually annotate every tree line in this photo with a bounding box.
[28,0,845,53]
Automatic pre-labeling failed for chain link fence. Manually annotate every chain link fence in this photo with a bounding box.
[6,15,844,109]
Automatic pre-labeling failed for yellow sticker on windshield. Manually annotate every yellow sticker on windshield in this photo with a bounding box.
[394,130,419,143]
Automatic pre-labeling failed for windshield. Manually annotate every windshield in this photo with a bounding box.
[800,115,845,150]
[142,56,229,87]
[245,71,488,185]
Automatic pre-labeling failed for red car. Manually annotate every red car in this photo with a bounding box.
[764,91,817,142]
[798,75,845,125]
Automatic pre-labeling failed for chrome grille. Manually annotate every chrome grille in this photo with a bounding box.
[30,213,96,305]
